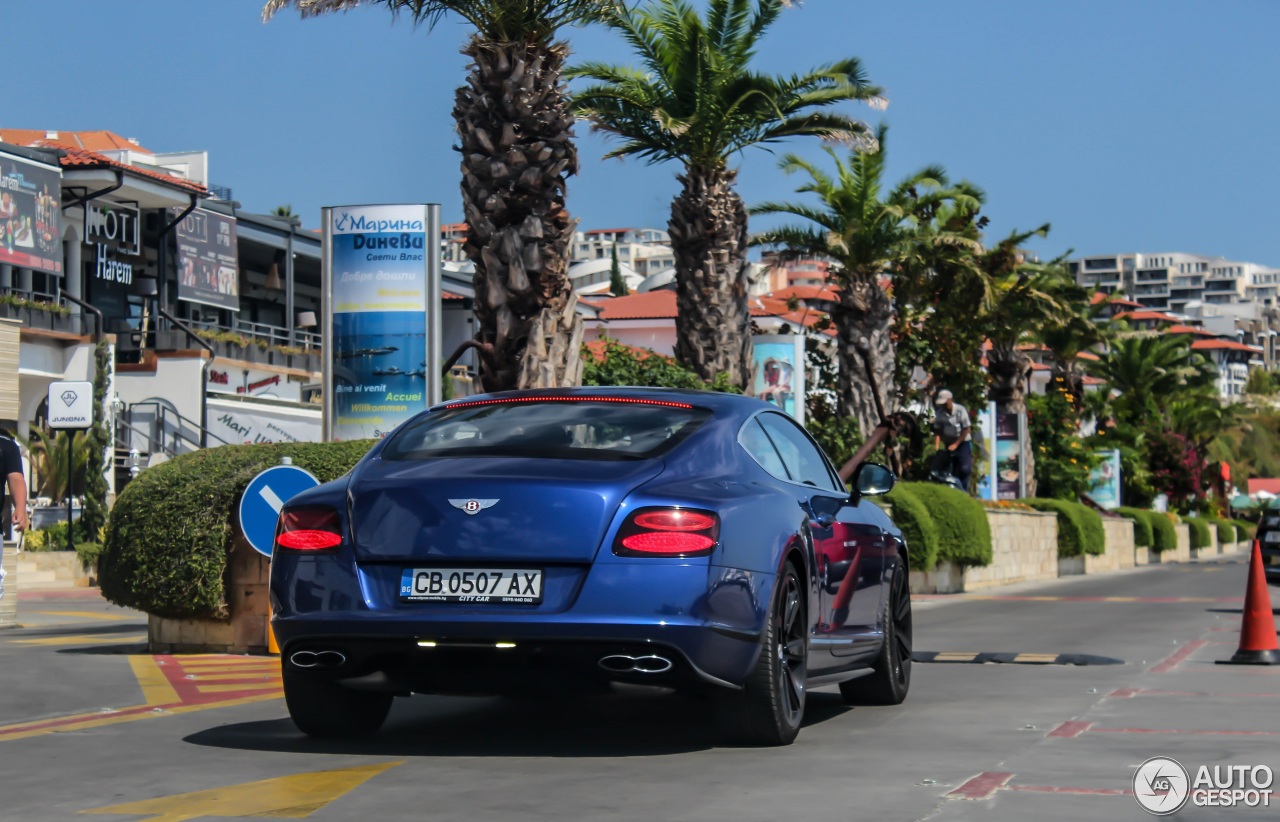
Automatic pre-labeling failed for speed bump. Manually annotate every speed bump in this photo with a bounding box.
[912,651,1123,666]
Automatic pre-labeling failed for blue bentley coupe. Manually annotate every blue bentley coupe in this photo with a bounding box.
[271,387,911,745]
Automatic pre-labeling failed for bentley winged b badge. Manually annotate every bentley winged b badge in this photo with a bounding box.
[449,499,499,516]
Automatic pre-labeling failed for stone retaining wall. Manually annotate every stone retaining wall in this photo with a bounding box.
[148,535,271,655]
[19,550,94,586]
[911,509,1058,594]
[0,543,16,628]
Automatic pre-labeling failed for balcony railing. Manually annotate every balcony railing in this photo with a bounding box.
[0,287,102,338]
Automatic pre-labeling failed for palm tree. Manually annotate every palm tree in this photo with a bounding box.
[569,0,883,385]
[752,128,981,435]
[264,0,617,391]
[1089,331,1217,418]
[1034,282,1109,410]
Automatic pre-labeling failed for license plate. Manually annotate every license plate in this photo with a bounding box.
[1266,531,1280,544]
[399,568,543,604]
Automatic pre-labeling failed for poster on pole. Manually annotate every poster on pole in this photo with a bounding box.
[1089,449,1122,509]
[750,334,806,427]
[322,204,441,441]
[973,401,998,501]
[994,409,1024,500]
[0,149,62,276]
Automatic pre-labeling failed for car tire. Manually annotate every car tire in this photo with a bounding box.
[715,562,806,746]
[283,668,393,738]
[840,558,911,705]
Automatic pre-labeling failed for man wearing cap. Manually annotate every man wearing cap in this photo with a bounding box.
[932,390,972,491]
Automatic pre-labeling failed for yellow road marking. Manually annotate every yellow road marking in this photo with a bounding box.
[195,683,282,694]
[30,610,135,622]
[1012,653,1060,663]
[81,762,403,821]
[14,633,147,646]
[128,655,181,707]
[1107,597,1138,602]
[934,652,979,662]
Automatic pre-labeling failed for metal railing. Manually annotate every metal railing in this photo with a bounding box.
[116,401,229,461]
[0,286,102,338]
[193,318,322,352]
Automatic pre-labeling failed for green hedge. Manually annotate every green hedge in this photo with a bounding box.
[1185,517,1212,551]
[99,440,375,619]
[1022,499,1105,557]
[884,485,939,571]
[1148,512,1178,554]
[1116,507,1153,548]
[896,482,992,567]
[1208,518,1234,545]
[1231,519,1254,543]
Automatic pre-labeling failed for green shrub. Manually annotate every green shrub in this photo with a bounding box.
[1116,507,1153,548]
[1022,498,1105,557]
[884,484,939,571]
[1208,518,1234,545]
[1232,519,1254,543]
[1185,517,1212,551]
[75,542,101,572]
[100,440,375,619]
[902,482,992,567]
[22,519,94,551]
[1148,512,1178,553]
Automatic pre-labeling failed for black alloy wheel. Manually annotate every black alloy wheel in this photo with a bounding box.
[715,562,807,746]
[840,559,911,705]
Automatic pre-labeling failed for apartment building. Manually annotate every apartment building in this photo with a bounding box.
[1070,252,1280,314]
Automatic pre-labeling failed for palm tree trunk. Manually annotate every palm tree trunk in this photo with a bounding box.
[456,37,583,392]
[669,166,752,387]
[831,274,896,438]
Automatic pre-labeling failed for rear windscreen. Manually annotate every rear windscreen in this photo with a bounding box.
[382,400,712,461]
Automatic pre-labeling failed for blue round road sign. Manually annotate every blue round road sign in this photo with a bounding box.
[239,464,321,557]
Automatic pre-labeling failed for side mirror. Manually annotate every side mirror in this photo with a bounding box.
[853,462,896,497]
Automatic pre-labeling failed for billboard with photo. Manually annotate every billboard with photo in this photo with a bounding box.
[1089,449,1122,509]
[751,335,806,426]
[0,150,61,276]
[174,207,239,311]
[323,204,441,441]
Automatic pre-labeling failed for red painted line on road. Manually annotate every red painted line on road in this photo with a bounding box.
[1009,785,1132,796]
[16,588,109,602]
[1047,721,1093,738]
[1108,688,1140,699]
[1116,689,1280,699]
[0,702,173,738]
[1093,726,1280,737]
[1149,639,1208,673]
[948,772,1014,799]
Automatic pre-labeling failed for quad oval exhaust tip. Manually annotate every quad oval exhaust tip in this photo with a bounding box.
[598,654,674,674]
[289,650,347,669]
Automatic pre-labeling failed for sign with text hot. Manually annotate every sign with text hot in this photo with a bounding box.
[0,150,61,276]
[174,207,239,311]
[86,200,140,298]
[323,204,438,441]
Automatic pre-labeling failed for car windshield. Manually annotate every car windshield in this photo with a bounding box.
[383,400,712,461]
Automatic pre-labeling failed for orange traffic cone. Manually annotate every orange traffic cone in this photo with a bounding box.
[1218,539,1280,665]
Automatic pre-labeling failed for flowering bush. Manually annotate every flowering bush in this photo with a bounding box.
[1027,390,1099,500]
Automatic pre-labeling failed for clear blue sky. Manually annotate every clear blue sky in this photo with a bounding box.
[7,1,1278,265]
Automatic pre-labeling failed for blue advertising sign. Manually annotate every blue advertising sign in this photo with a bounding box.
[751,335,806,426]
[323,204,440,441]
[238,464,321,557]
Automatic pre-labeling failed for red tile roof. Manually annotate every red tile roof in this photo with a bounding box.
[594,290,677,320]
[48,143,206,194]
[443,291,465,300]
[1191,339,1262,353]
[0,128,153,154]
[1076,351,1100,361]
[1248,479,1280,496]
[583,338,654,361]
[1082,376,1107,385]
[1090,293,1144,308]
[1113,310,1182,323]
[1166,324,1219,337]
[766,285,841,303]
[584,227,633,235]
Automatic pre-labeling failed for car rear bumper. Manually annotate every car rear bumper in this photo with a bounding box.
[271,559,773,690]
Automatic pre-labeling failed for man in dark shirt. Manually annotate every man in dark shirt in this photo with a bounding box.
[931,390,973,491]
[1,431,27,534]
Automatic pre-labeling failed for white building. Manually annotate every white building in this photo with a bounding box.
[1070,252,1280,314]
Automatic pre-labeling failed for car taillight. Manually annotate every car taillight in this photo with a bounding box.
[276,506,342,551]
[614,507,719,557]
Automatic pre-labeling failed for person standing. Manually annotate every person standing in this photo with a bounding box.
[0,429,28,600]
[932,390,972,491]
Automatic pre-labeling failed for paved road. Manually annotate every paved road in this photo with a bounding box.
[1,555,1277,821]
